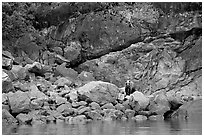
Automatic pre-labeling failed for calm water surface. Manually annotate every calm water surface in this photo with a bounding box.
[2,118,202,135]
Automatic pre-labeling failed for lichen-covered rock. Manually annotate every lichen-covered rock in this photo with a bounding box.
[77,81,120,105]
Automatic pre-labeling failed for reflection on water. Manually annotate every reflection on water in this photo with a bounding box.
[2,118,202,135]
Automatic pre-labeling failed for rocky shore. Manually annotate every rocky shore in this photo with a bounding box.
[2,2,202,127]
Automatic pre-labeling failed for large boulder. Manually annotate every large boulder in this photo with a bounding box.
[8,90,31,114]
[130,91,150,110]
[168,99,202,124]
[148,91,171,115]
[77,81,120,105]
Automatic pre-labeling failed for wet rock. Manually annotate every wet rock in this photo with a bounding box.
[77,71,95,82]
[148,91,171,115]
[115,103,126,112]
[55,63,78,79]
[124,109,135,119]
[132,115,147,121]
[85,110,102,120]
[89,102,101,110]
[101,103,115,110]
[121,116,128,121]
[54,77,73,88]
[168,99,202,121]
[130,91,150,110]
[2,70,14,93]
[70,115,87,124]
[148,115,164,121]
[2,109,17,126]
[137,111,153,117]
[8,90,31,114]
[16,113,33,124]
[102,109,117,121]
[77,81,120,105]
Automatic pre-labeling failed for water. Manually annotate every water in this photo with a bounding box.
[2,118,202,135]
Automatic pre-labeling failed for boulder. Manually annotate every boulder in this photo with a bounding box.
[102,109,117,121]
[114,110,124,119]
[101,103,115,110]
[115,103,126,112]
[148,115,164,121]
[11,65,28,80]
[64,41,82,63]
[54,77,73,87]
[2,70,14,93]
[78,107,91,115]
[2,51,14,70]
[132,115,147,121]
[124,109,135,119]
[55,63,78,79]
[77,81,120,105]
[70,115,87,124]
[130,91,150,110]
[89,102,101,110]
[169,99,202,122]
[148,91,171,115]
[16,113,33,124]
[56,103,72,113]
[8,90,31,114]
[85,110,102,120]
[2,109,17,126]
